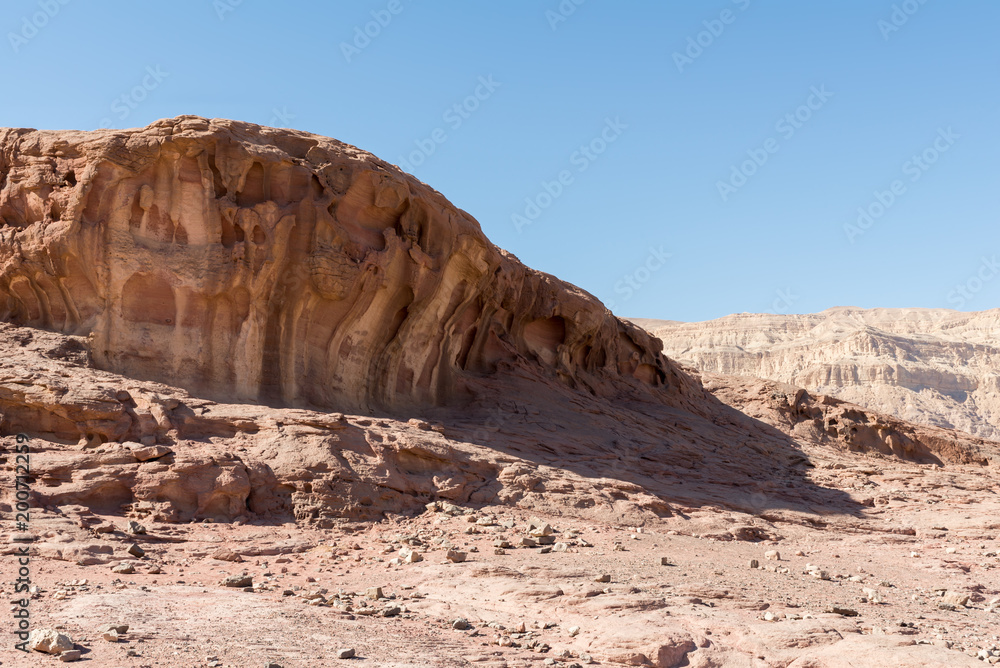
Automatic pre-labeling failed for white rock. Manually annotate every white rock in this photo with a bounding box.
[28,629,74,654]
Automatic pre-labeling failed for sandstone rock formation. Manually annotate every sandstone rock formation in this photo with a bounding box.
[0,116,673,415]
[639,307,1000,440]
[2,119,1000,666]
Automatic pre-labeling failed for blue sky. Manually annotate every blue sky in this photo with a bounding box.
[3,0,998,322]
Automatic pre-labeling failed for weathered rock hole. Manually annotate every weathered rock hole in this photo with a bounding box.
[122,273,176,326]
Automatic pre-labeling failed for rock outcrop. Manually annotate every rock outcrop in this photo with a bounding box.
[0,116,673,415]
[639,308,1000,440]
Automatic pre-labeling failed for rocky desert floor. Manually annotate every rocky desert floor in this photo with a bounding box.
[1,119,999,667]
[4,455,1000,668]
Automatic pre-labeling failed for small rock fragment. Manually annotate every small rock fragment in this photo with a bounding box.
[212,548,244,563]
[127,543,145,558]
[336,648,355,659]
[28,629,74,654]
[446,550,467,563]
[221,574,253,588]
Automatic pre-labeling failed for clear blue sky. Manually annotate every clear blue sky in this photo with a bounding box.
[3,1,998,322]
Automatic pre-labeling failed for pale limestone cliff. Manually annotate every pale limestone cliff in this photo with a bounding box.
[641,307,1000,440]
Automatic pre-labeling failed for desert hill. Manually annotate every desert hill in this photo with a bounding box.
[642,307,1000,441]
[1,119,998,666]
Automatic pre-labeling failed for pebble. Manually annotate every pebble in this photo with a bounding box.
[446,550,467,563]
[453,618,469,630]
[127,543,146,558]
[336,648,355,659]
[58,649,82,662]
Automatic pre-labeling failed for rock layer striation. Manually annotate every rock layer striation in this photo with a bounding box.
[0,116,672,414]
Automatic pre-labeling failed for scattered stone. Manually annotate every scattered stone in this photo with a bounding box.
[446,550,467,563]
[212,548,244,563]
[127,543,145,558]
[336,648,355,659]
[829,607,859,617]
[552,543,568,552]
[366,586,383,600]
[764,550,780,561]
[111,562,135,575]
[106,624,129,634]
[660,557,672,566]
[28,629,74,654]
[518,537,538,548]
[399,547,422,563]
[942,591,970,607]
[221,574,253,588]
[748,559,760,569]
[528,518,553,537]
[595,574,611,583]
[568,626,580,637]
[58,649,82,662]
[126,521,147,535]
[863,587,883,604]
[102,629,119,642]
[453,618,469,630]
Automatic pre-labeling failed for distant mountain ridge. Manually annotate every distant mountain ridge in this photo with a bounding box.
[639,307,1000,440]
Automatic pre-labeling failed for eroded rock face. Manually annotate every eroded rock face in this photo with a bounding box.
[0,116,672,413]
[638,307,1000,440]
